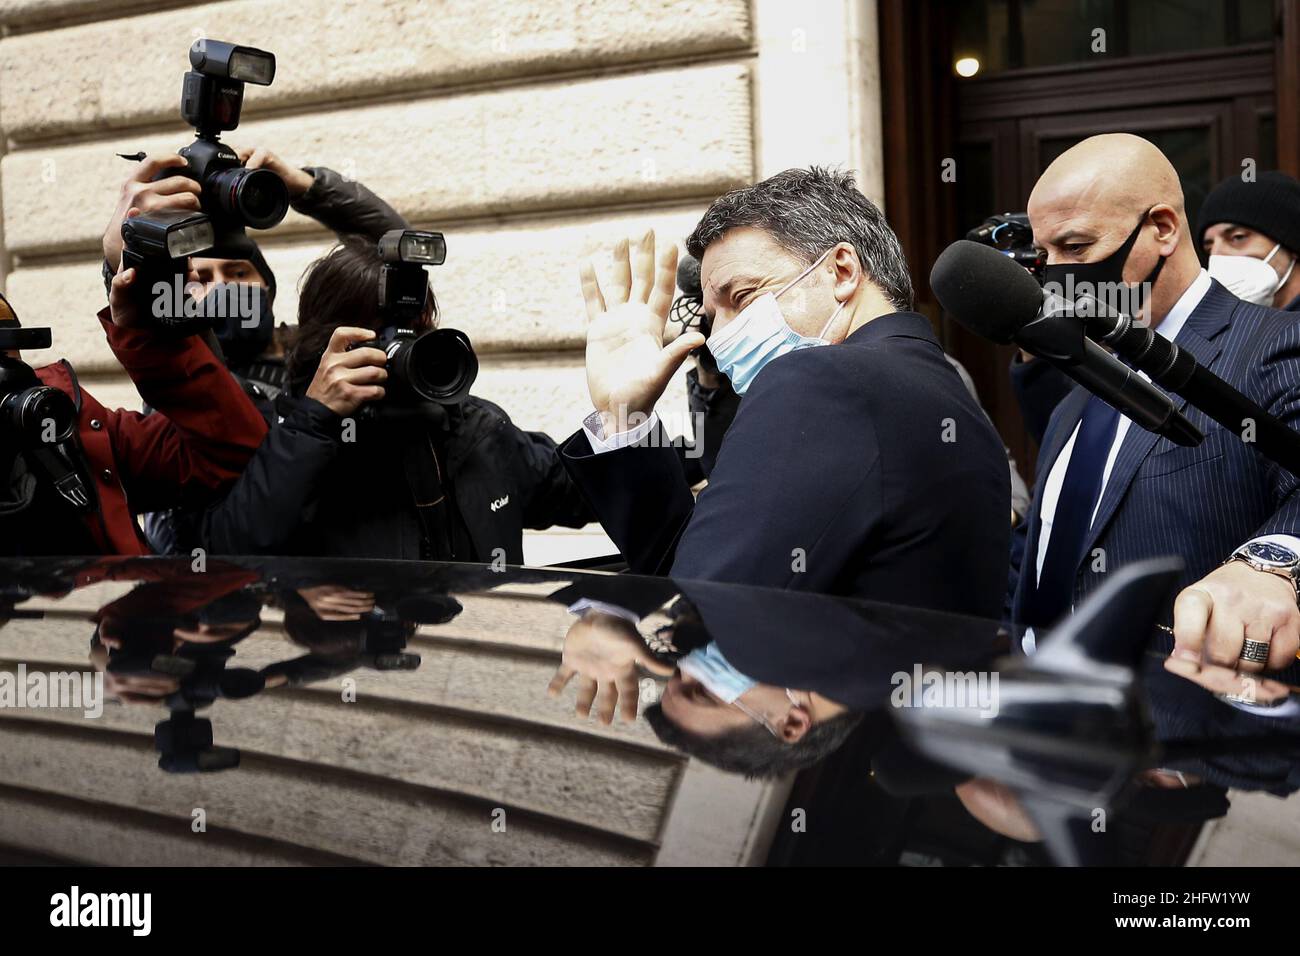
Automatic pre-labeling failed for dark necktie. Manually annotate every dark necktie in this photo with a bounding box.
[1031,394,1122,627]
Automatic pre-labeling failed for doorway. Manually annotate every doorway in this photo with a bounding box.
[880,0,1299,481]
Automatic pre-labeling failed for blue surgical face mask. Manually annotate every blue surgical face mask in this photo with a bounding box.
[705,248,846,395]
[677,641,757,703]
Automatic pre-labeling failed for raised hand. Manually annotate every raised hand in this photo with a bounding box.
[580,230,706,437]
[235,145,315,199]
[305,326,388,416]
[101,153,202,271]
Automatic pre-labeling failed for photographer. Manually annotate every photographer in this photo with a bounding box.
[186,147,409,399]
[138,146,408,554]
[198,234,594,561]
[0,156,268,556]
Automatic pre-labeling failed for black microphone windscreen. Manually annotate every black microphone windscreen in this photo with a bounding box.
[676,253,702,301]
[930,240,1045,344]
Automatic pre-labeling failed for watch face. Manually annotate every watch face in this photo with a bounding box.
[1246,541,1300,566]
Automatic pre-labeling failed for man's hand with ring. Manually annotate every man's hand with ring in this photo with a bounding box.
[1171,560,1300,674]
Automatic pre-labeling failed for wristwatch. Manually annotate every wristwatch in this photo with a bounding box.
[1228,540,1300,604]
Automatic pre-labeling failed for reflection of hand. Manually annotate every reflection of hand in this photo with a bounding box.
[548,612,672,724]
[297,585,376,621]
[955,777,1042,842]
[1162,654,1290,704]
[173,620,258,644]
[89,642,179,706]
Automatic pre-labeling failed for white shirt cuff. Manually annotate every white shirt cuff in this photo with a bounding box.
[565,598,641,624]
[581,410,659,454]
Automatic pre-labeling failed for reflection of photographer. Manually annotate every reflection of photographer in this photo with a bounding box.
[92,584,265,774]
[0,162,268,556]
[199,231,593,561]
[279,585,463,675]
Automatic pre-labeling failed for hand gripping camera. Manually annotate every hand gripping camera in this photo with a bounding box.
[162,39,290,257]
[120,210,216,333]
[353,229,478,410]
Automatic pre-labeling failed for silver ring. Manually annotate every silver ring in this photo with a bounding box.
[1239,639,1271,664]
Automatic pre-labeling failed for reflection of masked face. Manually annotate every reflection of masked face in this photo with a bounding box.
[677,641,756,703]
[1041,208,1167,314]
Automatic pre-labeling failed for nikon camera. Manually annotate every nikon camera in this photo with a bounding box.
[351,229,478,410]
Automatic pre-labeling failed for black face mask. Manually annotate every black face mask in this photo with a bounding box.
[201,283,275,369]
[1041,208,1167,314]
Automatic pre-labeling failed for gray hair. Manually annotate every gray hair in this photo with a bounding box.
[685,166,914,312]
[643,702,864,780]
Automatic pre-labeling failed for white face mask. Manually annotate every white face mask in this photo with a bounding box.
[1209,243,1297,306]
[705,249,846,395]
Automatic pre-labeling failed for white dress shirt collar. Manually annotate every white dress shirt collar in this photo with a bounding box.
[1154,268,1212,344]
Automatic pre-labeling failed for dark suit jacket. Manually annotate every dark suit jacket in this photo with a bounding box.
[561,312,1012,619]
[1014,286,1300,448]
[1011,279,1300,629]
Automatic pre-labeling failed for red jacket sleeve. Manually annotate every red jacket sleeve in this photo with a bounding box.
[97,309,268,514]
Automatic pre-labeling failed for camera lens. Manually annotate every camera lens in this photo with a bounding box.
[0,385,77,447]
[209,166,289,230]
[392,330,478,405]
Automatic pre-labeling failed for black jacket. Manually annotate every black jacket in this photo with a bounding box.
[561,312,1011,618]
[293,165,407,241]
[201,394,592,561]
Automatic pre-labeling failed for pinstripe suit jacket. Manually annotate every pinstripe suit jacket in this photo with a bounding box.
[1011,279,1300,630]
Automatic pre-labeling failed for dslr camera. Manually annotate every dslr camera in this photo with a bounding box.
[0,323,78,452]
[350,229,478,411]
[0,300,92,511]
[966,212,1046,282]
[162,38,290,256]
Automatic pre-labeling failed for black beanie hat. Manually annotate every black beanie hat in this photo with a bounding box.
[244,240,277,305]
[214,230,277,305]
[1196,170,1300,255]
